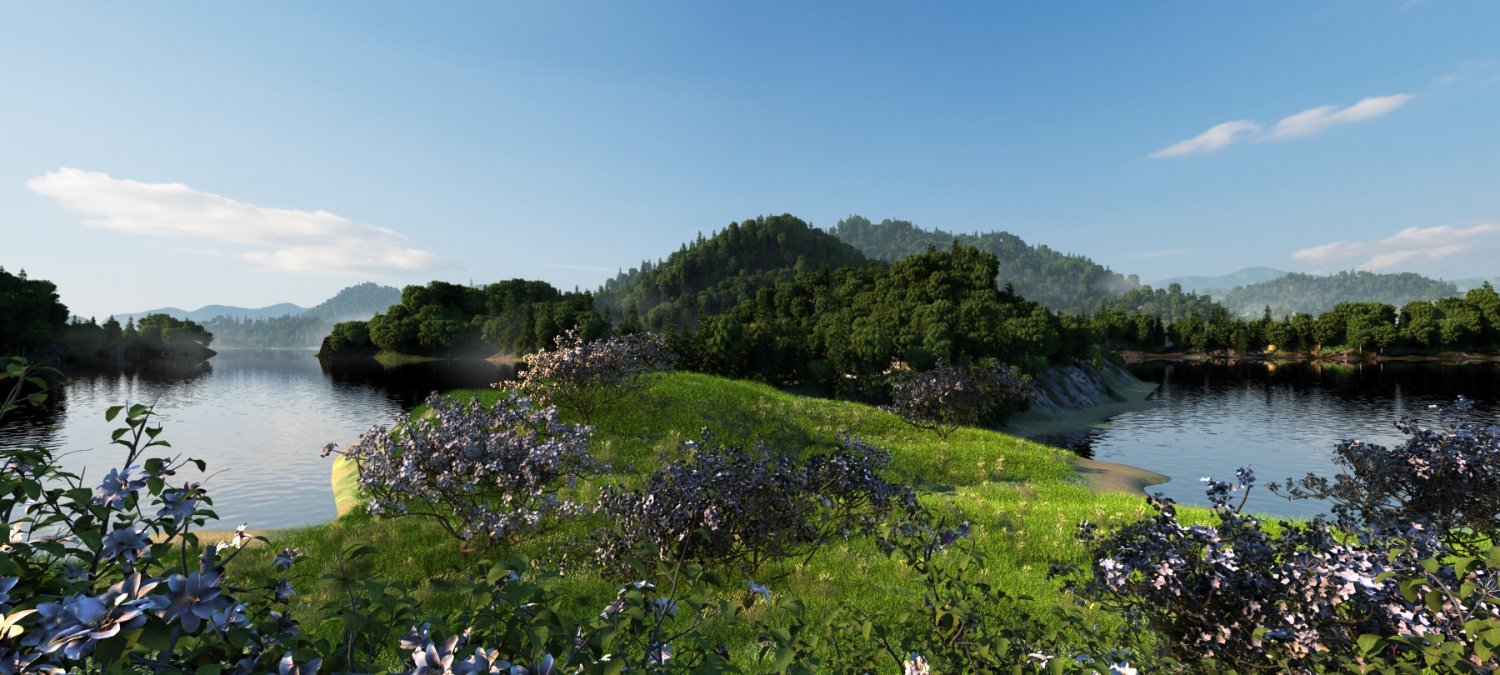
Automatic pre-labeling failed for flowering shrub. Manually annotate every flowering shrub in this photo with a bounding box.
[0,403,312,673]
[883,361,1031,439]
[517,328,676,424]
[1273,396,1500,554]
[595,431,912,572]
[1077,466,1500,671]
[330,391,594,550]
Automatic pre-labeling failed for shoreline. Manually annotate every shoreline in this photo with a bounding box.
[1006,370,1169,495]
[1118,349,1500,365]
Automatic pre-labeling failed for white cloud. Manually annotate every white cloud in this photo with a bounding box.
[1291,222,1500,271]
[1149,93,1411,158]
[26,167,445,275]
[1148,120,1261,158]
[1263,94,1412,140]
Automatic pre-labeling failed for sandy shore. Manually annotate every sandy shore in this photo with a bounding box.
[1071,457,1169,495]
[1005,373,1170,495]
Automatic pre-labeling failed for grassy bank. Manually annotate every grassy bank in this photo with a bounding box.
[238,372,1185,669]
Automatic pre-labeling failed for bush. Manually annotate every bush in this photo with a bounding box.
[1078,466,1500,672]
[1274,396,1500,554]
[595,431,912,573]
[516,328,675,424]
[330,391,594,550]
[882,361,1030,439]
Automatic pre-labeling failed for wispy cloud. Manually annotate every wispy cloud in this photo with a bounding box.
[1263,95,1412,140]
[27,168,445,275]
[1148,121,1261,159]
[1149,93,1411,158]
[1291,222,1500,271]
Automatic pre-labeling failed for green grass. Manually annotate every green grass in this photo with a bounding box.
[234,371,1202,669]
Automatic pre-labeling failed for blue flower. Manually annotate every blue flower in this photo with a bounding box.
[92,466,146,511]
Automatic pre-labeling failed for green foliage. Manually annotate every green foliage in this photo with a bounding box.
[343,279,597,358]
[830,216,1141,315]
[0,266,69,351]
[596,214,870,332]
[682,244,1091,395]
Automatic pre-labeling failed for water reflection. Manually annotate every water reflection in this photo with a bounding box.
[1037,361,1500,518]
[0,351,511,529]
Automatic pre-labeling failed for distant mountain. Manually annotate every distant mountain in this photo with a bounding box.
[1207,271,1458,317]
[114,283,401,349]
[827,216,1139,314]
[115,302,308,324]
[1153,267,1287,294]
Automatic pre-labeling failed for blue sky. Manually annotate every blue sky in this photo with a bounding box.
[4,1,1499,319]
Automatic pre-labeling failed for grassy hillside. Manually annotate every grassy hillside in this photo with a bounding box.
[241,372,1178,669]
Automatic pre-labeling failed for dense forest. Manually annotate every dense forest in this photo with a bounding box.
[60,313,215,361]
[1098,283,1500,356]
[593,214,870,331]
[1207,270,1459,318]
[828,216,1141,314]
[325,218,1102,399]
[0,266,69,353]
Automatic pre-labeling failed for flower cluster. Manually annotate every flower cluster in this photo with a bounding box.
[516,328,675,424]
[336,391,594,549]
[1,402,306,673]
[1082,463,1500,671]
[883,360,1031,439]
[595,431,911,572]
[1274,396,1500,554]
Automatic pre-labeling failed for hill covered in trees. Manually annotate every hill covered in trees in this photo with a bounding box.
[325,217,1104,400]
[828,216,1141,314]
[593,214,870,331]
[194,283,401,349]
[1207,271,1459,318]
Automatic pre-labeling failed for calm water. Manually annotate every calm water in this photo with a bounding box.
[1037,361,1500,518]
[0,351,511,529]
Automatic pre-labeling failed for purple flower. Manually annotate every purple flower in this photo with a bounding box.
[157,567,229,633]
[100,526,151,564]
[92,466,146,511]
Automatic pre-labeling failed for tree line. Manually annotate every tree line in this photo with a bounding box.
[1094,283,1500,355]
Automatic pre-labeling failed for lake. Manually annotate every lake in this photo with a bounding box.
[0,351,511,530]
[1036,360,1500,518]
[7,354,1497,528]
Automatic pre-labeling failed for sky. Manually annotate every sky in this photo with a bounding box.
[4,1,1499,319]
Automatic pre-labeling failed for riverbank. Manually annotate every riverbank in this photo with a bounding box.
[1006,366,1168,495]
[1119,348,1500,365]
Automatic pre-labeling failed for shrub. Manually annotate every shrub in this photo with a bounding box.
[1,402,313,673]
[1273,396,1500,554]
[329,391,594,550]
[516,328,676,424]
[594,431,912,572]
[1078,467,1500,671]
[883,361,1031,439]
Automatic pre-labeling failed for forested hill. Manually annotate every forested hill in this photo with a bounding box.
[197,283,401,349]
[827,216,1141,314]
[305,282,402,322]
[1209,271,1459,318]
[593,214,870,331]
